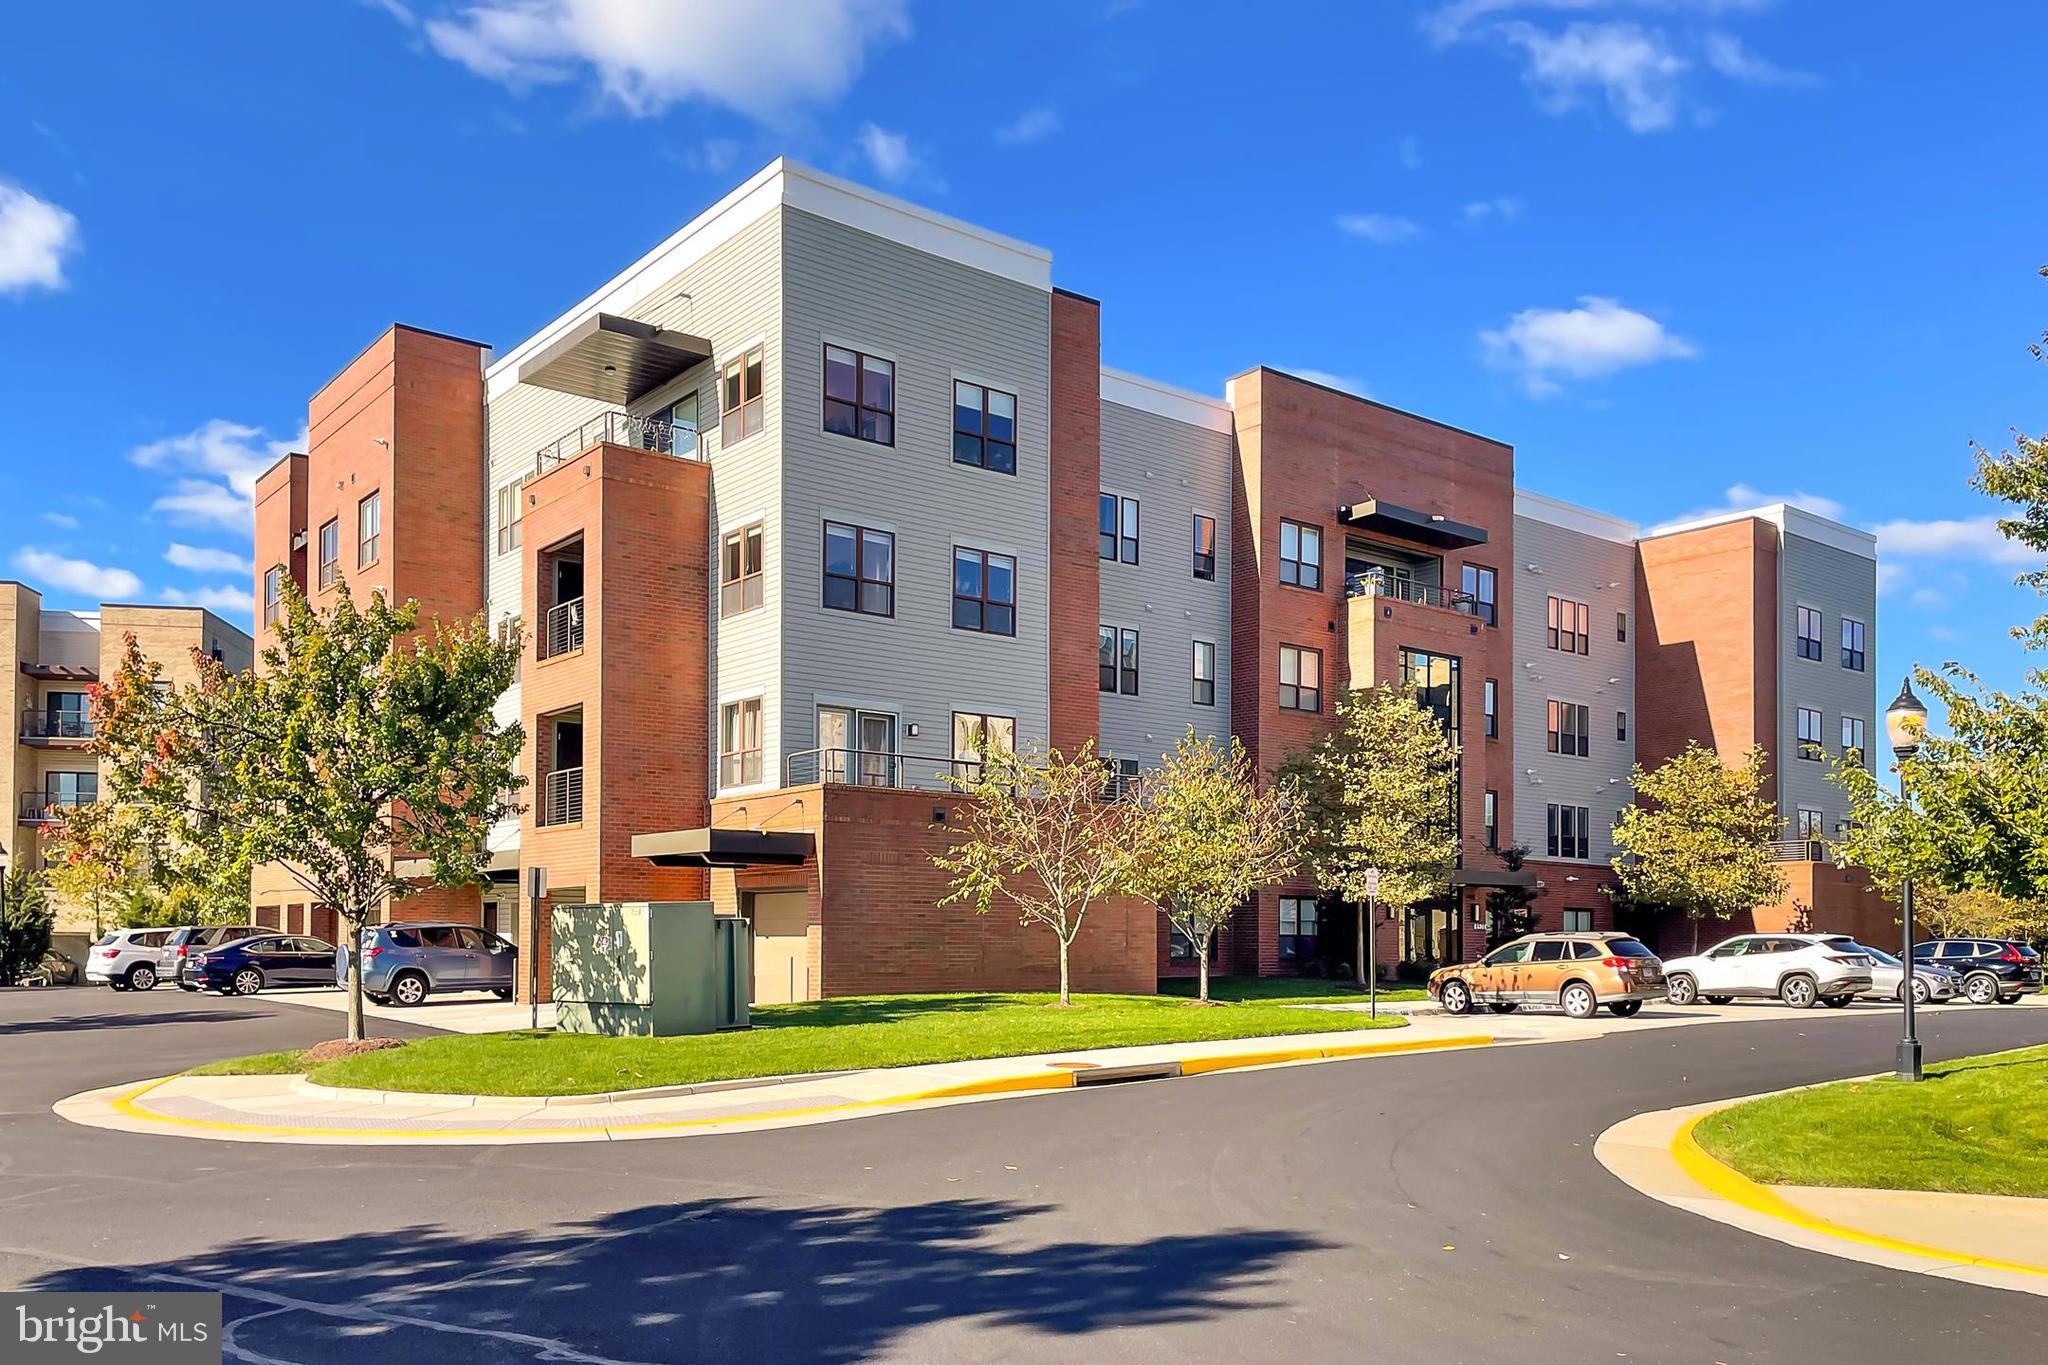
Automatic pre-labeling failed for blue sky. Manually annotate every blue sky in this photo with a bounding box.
[1,0,2043,704]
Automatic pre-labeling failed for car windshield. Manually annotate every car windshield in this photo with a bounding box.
[1604,938,1656,958]
[1851,943,1899,965]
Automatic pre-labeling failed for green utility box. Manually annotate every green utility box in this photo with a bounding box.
[551,901,750,1036]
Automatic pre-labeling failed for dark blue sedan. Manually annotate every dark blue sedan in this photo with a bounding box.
[189,934,338,996]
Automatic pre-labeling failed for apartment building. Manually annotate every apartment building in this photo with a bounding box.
[250,157,1886,996]
[0,583,253,938]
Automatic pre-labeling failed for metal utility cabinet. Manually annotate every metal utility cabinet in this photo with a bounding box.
[551,901,749,1036]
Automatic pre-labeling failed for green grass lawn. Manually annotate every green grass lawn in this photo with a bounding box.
[270,991,1405,1097]
[1694,1044,2048,1198]
[187,1049,311,1077]
[1159,976,1429,1005]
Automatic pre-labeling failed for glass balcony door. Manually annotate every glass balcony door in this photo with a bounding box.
[818,707,896,785]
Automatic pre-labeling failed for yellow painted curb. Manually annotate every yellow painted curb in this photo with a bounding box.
[1177,1032,1492,1076]
[1672,1115,2048,1280]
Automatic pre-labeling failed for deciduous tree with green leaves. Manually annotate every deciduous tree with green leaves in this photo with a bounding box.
[1612,742,1786,953]
[1277,684,1460,982]
[1127,731,1301,1002]
[0,864,54,986]
[934,741,1142,1007]
[91,578,524,1040]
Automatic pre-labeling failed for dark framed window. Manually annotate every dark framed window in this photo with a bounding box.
[1796,808,1825,839]
[317,519,339,590]
[262,566,283,626]
[1797,706,1824,760]
[1483,790,1498,849]
[1841,617,1866,671]
[1192,514,1216,580]
[1100,626,1139,695]
[1193,640,1216,706]
[1099,493,1139,563]
[1278,895,1319,960]
[1279,645,1322,712]
[1616,610,1628,643]
[720,346,764,446]
[1547,700,1590,758]
[1616,709,1628,742]
[952,380,1016,473]
[1546,596,1589,654]
[1483,677,1498,739]
[720,524,764,617]
[1402,648,1461,739]
[823,522,894,617]
[951,547,1016,635]
[951,712,1015,774]
[824,345,895,445]
[1841,715,1866,764]
[1796,605,1823,662]
[1546,803,1590,859]
[356,490,381,568]
[1562,908,1593,932]
[1461,563,1497,625]
[1279,519,1323,590]
[1167,921,1195,962]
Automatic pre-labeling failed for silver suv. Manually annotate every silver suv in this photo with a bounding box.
[338,922,519,1007]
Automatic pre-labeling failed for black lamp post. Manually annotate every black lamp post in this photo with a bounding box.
[1885,677,1928,1082]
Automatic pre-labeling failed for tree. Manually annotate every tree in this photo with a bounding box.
[1127,731,1301,1002]
[1277,685,1460,982]
[0,865,55,987]
[1915,886,2048,946]
[92,578,524,1040]
[934,741,1141,1006]
[1482,844,1541,950]
[1970,264,2048,645]
[1611,742,1786,953]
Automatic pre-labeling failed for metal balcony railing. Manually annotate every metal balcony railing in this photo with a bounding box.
[1345,571,1479,615]
[540,766,584,826]
[22,712,93,741]
[20,792,92,824]
[541,597,585,659]
[783,747,981,792]
[1770,838,1827,862]
[534,411,701,478]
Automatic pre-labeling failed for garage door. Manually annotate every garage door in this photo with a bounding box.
[750,891,811,1005]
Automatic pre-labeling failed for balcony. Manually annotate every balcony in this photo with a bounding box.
[539,766,584,826]
[1345,570,1479,616]
[22,712,94,744]
[541,597,585,660]
[20,792,91,825]
[784,747,978,793]
[1770,838,1828,862]
[534,410,701,479]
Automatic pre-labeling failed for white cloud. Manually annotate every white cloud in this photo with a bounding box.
[157,583,256,615]
[1702,31,1815,86]
[1282,368,1371,398]
[421,0,911,123]
[1499,20,1687,131]
[0,183,81,294]
[855,123,917,183]
[39,511,79,530]
[13,548,141,600]
[1876,561,1908,596]
[1463,196,1525,222]
[1646,483,1848,534]
[1480,295,1695,395]
[131,419,297,528]
[151,480,255,529]
[165,543,255,577]
[363,0,418,24]
[1871,515,2035,566]
[996,108,1060,145]
[1337,213,1423,245]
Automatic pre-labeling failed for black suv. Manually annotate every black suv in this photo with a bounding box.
[164,925,264,990]
[1911,938,2043,1005]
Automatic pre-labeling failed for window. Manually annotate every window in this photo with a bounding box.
[720,524,764,617]
[823,522,894,617]
[662,393,700,458]
[1562,909,1594,933]
[356,490,381,568]
[1841,715,1866,764]
[1192,514,1216,580]
[951,547,1016,635]
[719,699,762,788]
[1616,610,1628,643]
[1546,596,1590,654]
[1797,706,1824,760]
[1796,605,1823,661]
[824,345,894,445]
[1617,710,1628,742]
[1461,564,1497,626]
[45,770,97,807]
[1099,494,1139,563]
[1279,520,1323,590]
[1483,789,1498,849]
[951,712,1015,775]
[317,519,339,589]
[1841,617,1866,671]
[1796,808,1824,839]
[1546,803,1590,859]
[1193,640,1216,706]
[952,379,1016,473]
[1100,626,1139,695]
[495,479,524,555]
[1402,649,1460,738]
[1279,895,1319,960]
[1166,922,1195,962]
[1547,700,1590,758]
[720,345,764,446]
[262,566,283,626]
[1483,678,1498,739]
[1279,645,1322,712]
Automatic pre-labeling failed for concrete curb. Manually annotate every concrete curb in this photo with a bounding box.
[288,1067,862,1109]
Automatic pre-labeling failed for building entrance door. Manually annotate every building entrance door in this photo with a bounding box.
[749,891,811,1004]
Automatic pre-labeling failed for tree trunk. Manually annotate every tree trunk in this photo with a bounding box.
[1057,935,1072,1007]
[1691,916,1700,955]
[345,911,368,1043]
[1196,936,1211,1003]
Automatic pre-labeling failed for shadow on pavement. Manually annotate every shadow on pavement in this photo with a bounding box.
[29,1196,1329,1362]
[0,1008,247,1036]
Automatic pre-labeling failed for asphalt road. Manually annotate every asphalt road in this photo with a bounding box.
[3,986,2046,1364]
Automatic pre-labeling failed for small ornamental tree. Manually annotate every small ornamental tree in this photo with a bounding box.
[1278,685,1460,982]
[1915,886,2048,945]
[1128,731,1301,1002]
[92,577,523,1040]
[934,741,1141,1007]
[1612,742,1786,953]
[1483,844,1541,950]
[0,864,54,986]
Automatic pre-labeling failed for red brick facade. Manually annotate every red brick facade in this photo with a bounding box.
[1047,289,1102,755]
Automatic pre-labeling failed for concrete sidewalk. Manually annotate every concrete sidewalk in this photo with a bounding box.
[255,986,557,1035]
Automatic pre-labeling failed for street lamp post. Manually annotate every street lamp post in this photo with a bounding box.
[1886,677,1929,1083]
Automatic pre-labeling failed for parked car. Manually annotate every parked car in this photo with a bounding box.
[337,922,518,1007]
[85,928,175,991]
[1662,933,1874,1009]
[1428,932,1666,1019]
[188,935,338,995]
[163,925,265,990]
[1910,938,2044,1005]
[1850,942,1961,1004]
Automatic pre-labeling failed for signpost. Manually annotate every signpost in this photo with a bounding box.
[1364,867,1381,1019]
[526,865,547,1031]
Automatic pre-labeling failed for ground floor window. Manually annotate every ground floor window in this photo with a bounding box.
[1562,908,1593,932]
[1278,895,1318,960]
[1166,919,1195,962]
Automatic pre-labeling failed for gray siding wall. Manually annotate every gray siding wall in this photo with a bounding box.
[777,206,1052,781]
[1097,399,1233,768]
[1511,514,1637,862]
[1776,531,1877,835]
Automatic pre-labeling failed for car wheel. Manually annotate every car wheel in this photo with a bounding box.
[1439,979,1473,1015]
[390,971,429,1008]
[231,967,264,997]
[1903,979,1931,1005]
[1561,981,1598,1020]
[1779,974,1818,1009]
[1963,973,2000,1005]
[1608,1000,1644,1018]
[1822,995,1852,1009]
[1665,974,1698,1006]
[1703,995,1734,1005]
[126,964,158,991]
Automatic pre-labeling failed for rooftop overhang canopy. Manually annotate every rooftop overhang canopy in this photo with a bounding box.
[632,827,813,869]
[394,849,520,882]
[1339,499,1489,551]
[515,313,713,406]
[1448,867,1538,890]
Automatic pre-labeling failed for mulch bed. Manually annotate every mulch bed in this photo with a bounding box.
[303,1037,409,1064]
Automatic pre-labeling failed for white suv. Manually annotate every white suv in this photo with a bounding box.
[1662,932,1875,1009]
[85,928,176,991]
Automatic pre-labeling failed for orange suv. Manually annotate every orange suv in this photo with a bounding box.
[1428,932,1666,1020]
